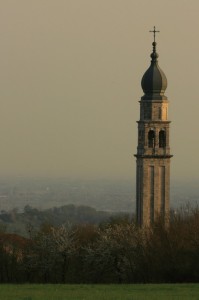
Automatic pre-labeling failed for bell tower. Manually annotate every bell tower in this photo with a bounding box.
[135,27,172,227]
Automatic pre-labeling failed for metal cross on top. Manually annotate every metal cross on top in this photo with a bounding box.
[149,26,160,42]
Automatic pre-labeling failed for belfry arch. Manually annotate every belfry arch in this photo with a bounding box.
[159,130,166,148]
[148,130,155,148]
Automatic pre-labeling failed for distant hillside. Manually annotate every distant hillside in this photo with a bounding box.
[0,177,135,212]
[0,204,132,237]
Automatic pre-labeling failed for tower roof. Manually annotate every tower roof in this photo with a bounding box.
[141,28,167,100]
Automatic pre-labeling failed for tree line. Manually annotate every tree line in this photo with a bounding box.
[0,206,199,283]
[0,204,121,236]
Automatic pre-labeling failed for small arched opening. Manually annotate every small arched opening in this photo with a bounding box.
[159,130,166,148]
[148,130,155,148]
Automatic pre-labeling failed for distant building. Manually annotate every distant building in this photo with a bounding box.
[135,27,172,226]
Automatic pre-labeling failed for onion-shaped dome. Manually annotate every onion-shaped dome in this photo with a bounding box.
[141,42,167,99]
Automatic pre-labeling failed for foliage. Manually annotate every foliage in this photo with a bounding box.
[1,207,199,283]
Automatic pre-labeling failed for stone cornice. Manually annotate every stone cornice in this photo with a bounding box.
[134,154,173,158]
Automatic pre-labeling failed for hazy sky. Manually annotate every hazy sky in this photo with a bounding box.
[0,0,198,181]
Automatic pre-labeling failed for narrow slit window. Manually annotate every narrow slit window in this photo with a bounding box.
[159,107,162,119]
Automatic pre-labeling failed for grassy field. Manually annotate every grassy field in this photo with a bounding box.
[0,283,199,300]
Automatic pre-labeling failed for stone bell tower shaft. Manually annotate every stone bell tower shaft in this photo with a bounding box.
[135,27,172,227]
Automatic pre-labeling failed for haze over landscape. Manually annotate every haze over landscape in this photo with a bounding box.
[2,2,199,291]
[0,0,199,209]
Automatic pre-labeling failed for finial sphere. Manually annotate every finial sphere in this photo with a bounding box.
[150,52,159,60]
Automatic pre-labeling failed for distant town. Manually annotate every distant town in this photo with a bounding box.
[0,176,198,214]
